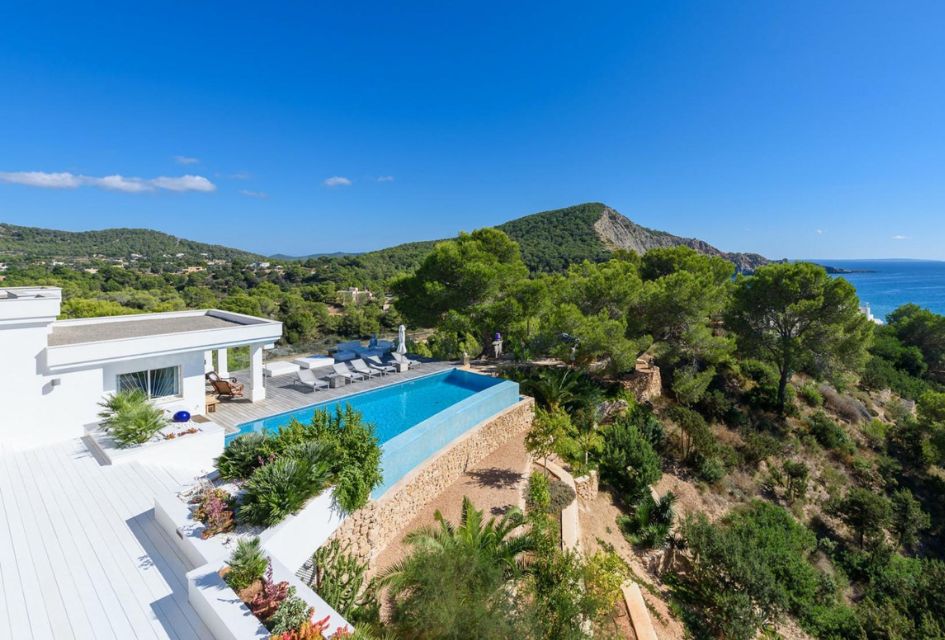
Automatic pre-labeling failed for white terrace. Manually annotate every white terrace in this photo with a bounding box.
[0,439,208,640]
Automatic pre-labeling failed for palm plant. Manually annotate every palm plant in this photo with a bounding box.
[617,492,676,548]
[97,389,167,447]
[377,497,533,639]
[381,497,533,585]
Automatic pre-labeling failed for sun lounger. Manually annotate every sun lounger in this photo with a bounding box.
[365,355,396,374]
[350,358,381,378]
[391,352,421,368]
[333,362,365,382]
[297,368,329,391]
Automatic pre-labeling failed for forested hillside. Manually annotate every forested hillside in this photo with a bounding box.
[0,223,262,262]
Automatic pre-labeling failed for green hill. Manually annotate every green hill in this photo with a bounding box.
[2,202,769,277]
[0,223,262,262]
[311,202,769,278]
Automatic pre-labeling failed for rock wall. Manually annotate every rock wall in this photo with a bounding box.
[574,469,599,506]
[306,396,535,570]
[622,358,662,403]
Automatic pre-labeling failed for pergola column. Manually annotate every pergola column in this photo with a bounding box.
[216,348,228,378]
[203,350,214,374]
[249,343,265,402]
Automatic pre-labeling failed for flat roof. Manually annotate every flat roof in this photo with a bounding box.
[49,313,248,346]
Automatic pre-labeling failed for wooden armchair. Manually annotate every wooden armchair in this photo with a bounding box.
[209,377,244,399]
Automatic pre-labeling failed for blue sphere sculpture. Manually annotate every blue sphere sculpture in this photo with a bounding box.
[172,410,191,423]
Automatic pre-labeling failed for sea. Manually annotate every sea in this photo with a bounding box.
[811,260,945,321]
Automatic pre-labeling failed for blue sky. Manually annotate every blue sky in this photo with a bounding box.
[1,2,943,259]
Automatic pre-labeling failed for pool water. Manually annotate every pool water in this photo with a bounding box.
[230,368,505,444]
[228,368,521,498]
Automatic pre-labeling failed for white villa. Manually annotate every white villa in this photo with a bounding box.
[0,286,282,450]
[0,284,533,640]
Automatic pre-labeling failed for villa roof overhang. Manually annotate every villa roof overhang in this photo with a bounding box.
[45,309,283,371]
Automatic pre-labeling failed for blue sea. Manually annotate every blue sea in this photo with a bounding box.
[812,260,945,321]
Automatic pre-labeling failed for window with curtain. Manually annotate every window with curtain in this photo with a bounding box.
[117,366,180,399]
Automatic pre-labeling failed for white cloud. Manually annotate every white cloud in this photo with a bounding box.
[174,155,199,165]
[228,171,252,180]
[892,234,909,241]
[239,189,268,199]
[323,176,352,187]
[816,229,824,235]
[377,175,395,182]
[89,175,154,193]
[0,171,83,188]
[0,170,216,193]
[150,175,216,192]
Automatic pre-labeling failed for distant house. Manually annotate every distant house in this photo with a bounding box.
[252,261,271,269]
[337,287,374,306]
[0,286,282,450]
[180,266,206,274]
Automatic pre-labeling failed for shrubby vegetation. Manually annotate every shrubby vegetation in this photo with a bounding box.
[214,405,383,526]
[97,389,167,447]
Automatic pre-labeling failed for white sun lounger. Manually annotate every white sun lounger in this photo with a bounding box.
[365,355,396,374]
[297,368,328,391]
[350,358,381,378]
[333,362,365,382]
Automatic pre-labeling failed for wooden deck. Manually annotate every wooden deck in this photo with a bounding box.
[0,439,212,640]
[211,360,454,432]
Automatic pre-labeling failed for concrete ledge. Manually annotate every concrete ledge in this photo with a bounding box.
[187,564,269,640]
[186,556,352,640]
[154,491,228,568]
[86,418,224,477]
[535,459,582,553]
[260,488,347,571]
[622,581,659,640]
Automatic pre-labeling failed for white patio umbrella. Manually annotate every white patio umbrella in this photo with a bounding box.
[397,324,408,355]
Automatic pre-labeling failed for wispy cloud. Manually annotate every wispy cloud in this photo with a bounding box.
[174,155,199,165]
[151,175,216,192]
[88,175,153,193]
[228,171,252,180]
[816,229,824,235]
[239,189,268,199]
[323,176,352,187]
[377,175,395,182]
[0,171,83,188]
[892,234,909,241]
[0,170,216,193]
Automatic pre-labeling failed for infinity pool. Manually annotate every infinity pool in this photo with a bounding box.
[228,368,521,497]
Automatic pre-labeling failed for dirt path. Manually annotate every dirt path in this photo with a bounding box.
[369,431,531,579]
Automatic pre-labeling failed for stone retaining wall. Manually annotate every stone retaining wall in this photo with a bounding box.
[574,469,599,506]
[309,396,535,569]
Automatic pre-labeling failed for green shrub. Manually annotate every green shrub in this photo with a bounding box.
[97,389,167,447]
[267,592,313,633]
[308,406,383,513]
[862,419,889,450]
[239,455,332,526]
[224,537,268,592]
[678,501,831,640]
[526,472,551,514]
[618,492,675,548]
[798,382,824,407]
[738,430,784,468]
[697,457,725,483]
[599,417,662,502]
[807,411,852,452]
[216,432,272,481]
